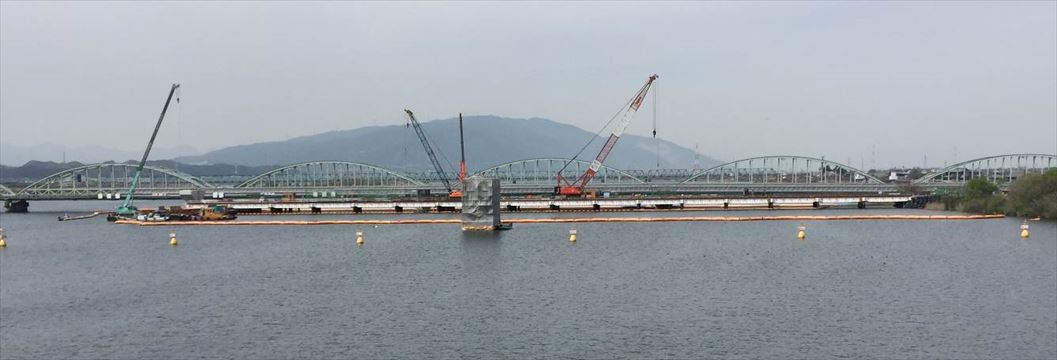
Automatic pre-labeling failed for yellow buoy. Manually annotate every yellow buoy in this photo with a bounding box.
[797,225,806,240]
[356,231,365,246]
[569,229,577,243]
[169,232,178,246]
[0,228,6,248]
[1020,223,1030,239]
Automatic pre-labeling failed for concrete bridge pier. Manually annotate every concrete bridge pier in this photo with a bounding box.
[3,199,29,213]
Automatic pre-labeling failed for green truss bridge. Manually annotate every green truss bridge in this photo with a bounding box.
[3,154,1053,205]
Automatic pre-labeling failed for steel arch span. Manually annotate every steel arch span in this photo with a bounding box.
[681,156,884,184]
[16,163,213,198]
[0,184,14,197]
[236,161,424,188]
[913,153,1056,185]
[471,158,645,185]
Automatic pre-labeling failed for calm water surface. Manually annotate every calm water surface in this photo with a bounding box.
[1,201,1055,359]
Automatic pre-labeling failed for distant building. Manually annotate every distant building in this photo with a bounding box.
[889,170,911,181]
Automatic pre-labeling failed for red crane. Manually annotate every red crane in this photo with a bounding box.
[457,113,467,184]
[556,74,658,196]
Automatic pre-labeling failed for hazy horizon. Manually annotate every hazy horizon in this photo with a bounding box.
[2,1,1055,169]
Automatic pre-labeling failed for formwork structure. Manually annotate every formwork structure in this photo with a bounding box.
[461,177,501,230]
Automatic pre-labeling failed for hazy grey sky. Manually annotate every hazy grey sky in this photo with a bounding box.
[1,1,1054,168]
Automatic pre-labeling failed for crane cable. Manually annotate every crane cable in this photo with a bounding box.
[653,82,659,169]
[424,119,458,178]
[167,85,182,173]
[402,114,411,169]
[174,86,182,157]
[557,95,636,176]
[408,113,458,183]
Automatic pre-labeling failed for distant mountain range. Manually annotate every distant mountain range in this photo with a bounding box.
[0,160,277,183]
[175,115,721,172]
[0,142,199,167]
[2,116,722,182]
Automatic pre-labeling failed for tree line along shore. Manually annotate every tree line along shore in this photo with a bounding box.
[937,168,1057,219]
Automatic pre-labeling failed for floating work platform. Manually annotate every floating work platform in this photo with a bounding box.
[461,223,513,231]
[57,212,104,221]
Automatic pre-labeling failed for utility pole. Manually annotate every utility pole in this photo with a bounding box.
[693,144,701,171]
[871,144,876,171]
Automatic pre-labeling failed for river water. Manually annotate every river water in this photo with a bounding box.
[1,201,1055,359]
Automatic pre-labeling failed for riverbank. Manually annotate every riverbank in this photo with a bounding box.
[941,169,1057,219]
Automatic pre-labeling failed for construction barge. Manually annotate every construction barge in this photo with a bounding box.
[104,204,237,222]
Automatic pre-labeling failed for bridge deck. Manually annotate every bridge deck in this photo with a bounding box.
[183,195,913,213]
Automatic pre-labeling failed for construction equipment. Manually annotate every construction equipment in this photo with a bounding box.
[556,74,658,196]
[457,113,468,185]
[199,204,237,221]
[155,205,235,221]
[404,109,462,198]
[112,83,180,218]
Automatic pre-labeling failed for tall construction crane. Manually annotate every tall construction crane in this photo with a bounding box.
[556,74,658,196]
[113,83,181,218]
[404,109,463,198]
[456,113,468,183]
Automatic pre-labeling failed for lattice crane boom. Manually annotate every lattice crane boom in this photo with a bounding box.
[557,74,658,195]
[114,83,180,216]
[404,109,459,197]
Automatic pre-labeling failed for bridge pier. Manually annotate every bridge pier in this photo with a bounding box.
[3,200,29,213]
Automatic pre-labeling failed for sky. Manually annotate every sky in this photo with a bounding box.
[1,1,1055,169]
